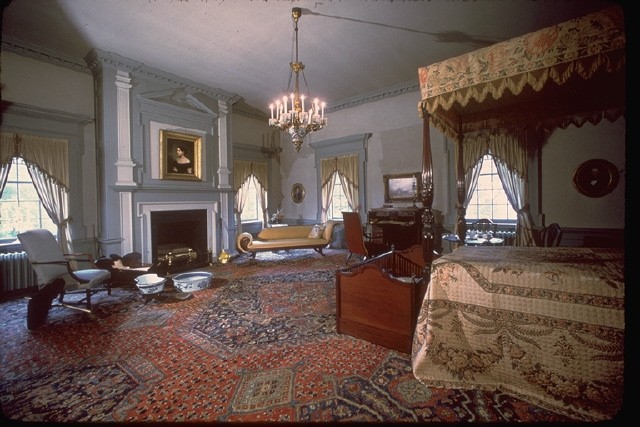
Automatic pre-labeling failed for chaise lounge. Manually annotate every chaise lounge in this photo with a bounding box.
[236,220,340,258]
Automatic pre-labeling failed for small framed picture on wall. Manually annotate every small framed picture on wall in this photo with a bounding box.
[160,130,202,181]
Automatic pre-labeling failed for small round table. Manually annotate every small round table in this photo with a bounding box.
[442,234,461,252]
[465,237,504,246]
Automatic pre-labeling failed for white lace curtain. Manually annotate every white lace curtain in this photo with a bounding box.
[320,154,359,223]
[0,132,74,253]
[233,160,269,235]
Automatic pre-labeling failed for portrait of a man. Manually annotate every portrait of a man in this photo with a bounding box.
[572,159,619,198]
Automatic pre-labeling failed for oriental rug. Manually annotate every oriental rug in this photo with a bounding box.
[0,249,580,422]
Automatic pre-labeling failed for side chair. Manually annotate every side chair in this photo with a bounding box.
[472,218,497,235]
[342,212,389,264]
[540,223,563,247]
[18,229,112,329]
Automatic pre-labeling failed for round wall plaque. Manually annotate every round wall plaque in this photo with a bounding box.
[572,159,619,198]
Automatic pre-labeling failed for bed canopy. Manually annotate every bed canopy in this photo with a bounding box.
[417,5,625,267]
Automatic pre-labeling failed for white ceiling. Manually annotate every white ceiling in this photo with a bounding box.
[2,0,615,114]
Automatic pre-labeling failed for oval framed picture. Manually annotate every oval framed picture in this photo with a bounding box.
[572,159,620,198]
[291,183,305,204]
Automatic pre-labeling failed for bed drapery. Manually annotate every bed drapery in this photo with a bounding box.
[411,6,627,420]
[417,5,625,140]
[415,5,625,253]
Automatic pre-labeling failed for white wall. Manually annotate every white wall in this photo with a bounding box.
[1,52,94,113]
[1,51,100,244]
[274,89,625,232]
[542,119,625,228]
[276,90,450,222]
[2,48,626,238]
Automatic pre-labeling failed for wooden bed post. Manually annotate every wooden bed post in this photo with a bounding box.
[455,132,467,244]
[421,116,435,280]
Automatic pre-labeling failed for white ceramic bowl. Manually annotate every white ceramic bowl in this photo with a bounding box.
[172,271,212,293]
[135,273,167,295]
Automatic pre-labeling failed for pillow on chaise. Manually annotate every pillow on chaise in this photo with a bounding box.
[308,224,325,239]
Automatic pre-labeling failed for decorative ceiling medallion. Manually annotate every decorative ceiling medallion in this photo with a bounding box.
[572,159,620,198]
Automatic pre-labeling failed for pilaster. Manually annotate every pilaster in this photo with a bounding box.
[115,70,137,188]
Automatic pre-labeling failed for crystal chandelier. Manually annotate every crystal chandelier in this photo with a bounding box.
[269,7,327,152]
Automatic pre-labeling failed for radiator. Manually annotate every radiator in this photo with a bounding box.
[0,252,38,292]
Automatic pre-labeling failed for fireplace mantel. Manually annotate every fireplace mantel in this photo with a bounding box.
[138,201,218,264]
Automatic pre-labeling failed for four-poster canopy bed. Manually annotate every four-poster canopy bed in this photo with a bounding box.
[413,5,625,421]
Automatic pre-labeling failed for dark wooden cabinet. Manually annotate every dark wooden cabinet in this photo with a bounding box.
[368,207,423,251]
[368,207,443,252]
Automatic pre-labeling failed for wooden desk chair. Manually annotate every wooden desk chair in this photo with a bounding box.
[468,219,503,246]
[342,212,389,264]
[540,223,563,247]
[472,218,497,234]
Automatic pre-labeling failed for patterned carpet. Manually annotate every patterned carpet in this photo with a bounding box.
[0,248,579,422]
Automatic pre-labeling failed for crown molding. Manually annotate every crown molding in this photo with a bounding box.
[86,48,242,106]
[1,102,93,126]
[1,36,241,106]
[327,80,420,113]
[3,35,420,116]
[1,35,90,74]
[234,80,421,120]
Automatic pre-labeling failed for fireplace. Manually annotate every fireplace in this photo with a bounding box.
[149,209,212,272]
[151,209,208,260]
[136,201,219,264]
[138,201,218,266]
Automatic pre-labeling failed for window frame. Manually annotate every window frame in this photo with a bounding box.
[465,154,517,224]
[239,174,264,224]
[327,173,352,220]
[310,133,370,223]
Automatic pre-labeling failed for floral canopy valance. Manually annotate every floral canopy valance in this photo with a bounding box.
[417,6,625,141]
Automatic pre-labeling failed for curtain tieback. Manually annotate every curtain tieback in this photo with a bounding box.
[59,217,72,227]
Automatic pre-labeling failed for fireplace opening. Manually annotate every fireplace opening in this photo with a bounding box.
[151,209,208,264]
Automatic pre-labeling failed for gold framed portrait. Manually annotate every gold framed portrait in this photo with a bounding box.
[572,158,619,198]
[160,130,202,181]
[291,183,305,204]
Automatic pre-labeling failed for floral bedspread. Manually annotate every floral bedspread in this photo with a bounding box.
[411,246,624,421]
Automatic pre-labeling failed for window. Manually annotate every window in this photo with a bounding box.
[0,157,57,242]
[466,154,517,222]
[240,175,263,222]
[328,173,351,220]
[312,133,369,223]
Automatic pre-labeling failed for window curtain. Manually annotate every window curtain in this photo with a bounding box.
[489,133,536,246]
[1,133,21,194]
[233,160,269,234]
[320,154,358,223]
[320,164,336,224]
[453,137,484,238]
[0,133,73,253]
[337,155,359,212]
[257,175,269,226]
[0,161,10,196]
[458,131,536,246]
